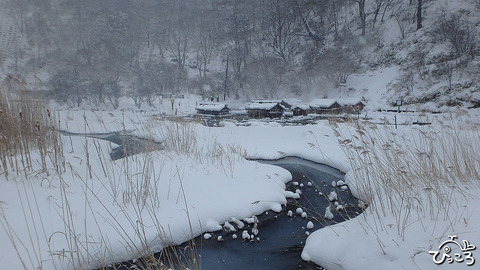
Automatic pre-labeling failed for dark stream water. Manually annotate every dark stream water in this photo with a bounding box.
[173,157,362,270]
[60,132,363,270]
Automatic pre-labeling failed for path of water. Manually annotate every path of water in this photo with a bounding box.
[62,132,363,270]
[106,157,362,270]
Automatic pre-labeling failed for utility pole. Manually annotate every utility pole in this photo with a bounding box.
[224,56,229,101]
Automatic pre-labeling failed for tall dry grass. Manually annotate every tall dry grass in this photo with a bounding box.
[0,89,64,179]
[156,120,245,177]
[330,115,480,240]
[1,104,240,269]
[0,89,66,269]
[50,118,211,269]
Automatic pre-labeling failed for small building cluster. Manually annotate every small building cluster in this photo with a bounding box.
[195,98,365,119]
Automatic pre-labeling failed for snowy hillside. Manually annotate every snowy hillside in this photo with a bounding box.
[0,0,478,111]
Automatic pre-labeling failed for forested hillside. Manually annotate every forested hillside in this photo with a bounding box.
[1,0,479,109]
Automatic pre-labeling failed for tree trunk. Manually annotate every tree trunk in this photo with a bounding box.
[416,0,422,30]
[357,0,366,35]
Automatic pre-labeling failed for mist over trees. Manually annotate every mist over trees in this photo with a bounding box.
[3,0,479,106]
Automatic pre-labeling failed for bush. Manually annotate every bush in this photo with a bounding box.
[434,13,478,59]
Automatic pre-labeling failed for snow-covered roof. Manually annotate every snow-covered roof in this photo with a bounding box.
[245,102,283,110]
[282,98,302,106]
[309,99,338,108]
[252,99,282,104]
[337,98,364,106]
[292,104,310,110]
[195,102,228,111]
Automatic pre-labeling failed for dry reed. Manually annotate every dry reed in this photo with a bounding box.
[330,115,480,239]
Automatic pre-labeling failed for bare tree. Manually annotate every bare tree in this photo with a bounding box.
[194,10,220,78]
[223,0,257,97]
[244,56,287,98]
[349,0,367,35]
[3,0,28,33]
[437,62,454,90]
[261,0,300,63]
[372,0,395,29]
[436,13,478,59]
[166,1,198,70]
[293,0,329,46]
[393,1,414,40]
[320,47,358,87]
[168,26,192,70]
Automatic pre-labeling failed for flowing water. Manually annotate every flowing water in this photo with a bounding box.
[61,132,363,270]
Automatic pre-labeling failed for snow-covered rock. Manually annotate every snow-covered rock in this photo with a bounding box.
[223,221,236,232]
[229,217,245,229]
[324,206,334,220]
[242,230,250,241]
[307,221,314,229]
[328,191,338,201]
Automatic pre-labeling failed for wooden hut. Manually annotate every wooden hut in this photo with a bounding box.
[245,101,285,119]
[292,104,311,116]
[337,98,365,113]
[195,102,229,115]
[309,99,342,114]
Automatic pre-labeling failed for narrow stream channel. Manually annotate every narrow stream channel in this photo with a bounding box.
[166,157,362,270]
[59,130,164,160]
[60,132,363,270]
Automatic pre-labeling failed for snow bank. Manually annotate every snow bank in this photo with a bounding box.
[0,113,297,269]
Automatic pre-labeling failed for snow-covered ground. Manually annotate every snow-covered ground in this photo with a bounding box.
[1,93,480,270]
[0,99,480,269]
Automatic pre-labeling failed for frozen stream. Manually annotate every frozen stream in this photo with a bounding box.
[120,157,362,270]
[59,132,363,270]
[59,130,164,160]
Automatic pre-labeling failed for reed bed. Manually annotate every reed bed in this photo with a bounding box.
[330,115,480,239]
[0,90,64,179]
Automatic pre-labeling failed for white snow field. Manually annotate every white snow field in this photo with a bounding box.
[1,97,480,270]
